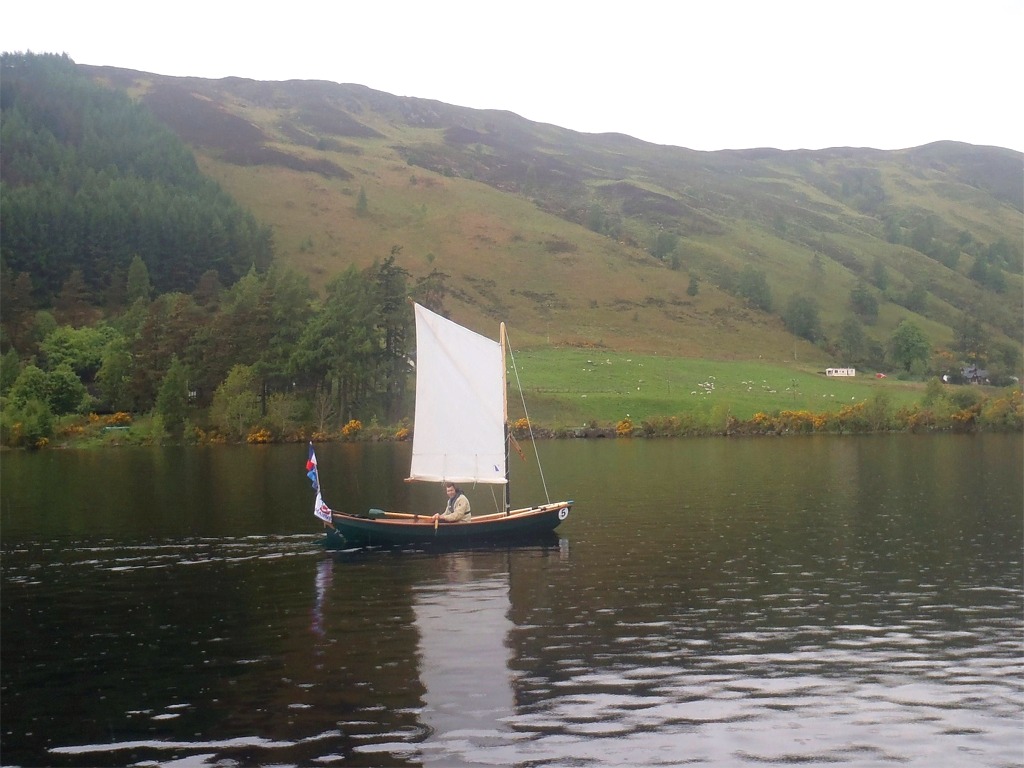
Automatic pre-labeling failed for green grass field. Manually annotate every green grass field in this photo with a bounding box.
[506,348,926,429]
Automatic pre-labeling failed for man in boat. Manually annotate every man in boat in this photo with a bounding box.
[434,482,471,523]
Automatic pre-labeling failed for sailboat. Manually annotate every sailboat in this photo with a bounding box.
[310,302,573,547]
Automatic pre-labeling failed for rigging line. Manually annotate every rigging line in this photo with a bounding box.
[469,480,503,515]
[505,332,551,504]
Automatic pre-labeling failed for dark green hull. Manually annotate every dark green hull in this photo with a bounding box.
[322,501,572,548]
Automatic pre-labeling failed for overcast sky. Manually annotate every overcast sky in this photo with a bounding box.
[3,0,1021,152]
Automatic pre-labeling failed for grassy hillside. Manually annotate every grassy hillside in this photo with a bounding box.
[85,66,1023,374]
[504,348,925,429]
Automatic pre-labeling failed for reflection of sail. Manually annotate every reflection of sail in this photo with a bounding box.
[413,555,514,761]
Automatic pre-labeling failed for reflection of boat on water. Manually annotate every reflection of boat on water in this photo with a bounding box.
[305,543,569,763]
[308,303,573,548]
[413,557,515,760]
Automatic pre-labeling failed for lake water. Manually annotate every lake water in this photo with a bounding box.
[2,435,1022,767]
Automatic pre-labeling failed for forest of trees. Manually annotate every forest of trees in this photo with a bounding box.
[1,53,273,303]
[0,54,444,447]
[1,246,451,446]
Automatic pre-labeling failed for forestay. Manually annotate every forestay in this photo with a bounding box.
[409,303,508,485]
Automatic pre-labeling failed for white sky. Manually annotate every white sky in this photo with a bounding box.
[2,0,1021,152]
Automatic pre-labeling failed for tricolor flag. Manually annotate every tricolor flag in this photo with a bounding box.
[314,490,333,523]
[306,443,320,490]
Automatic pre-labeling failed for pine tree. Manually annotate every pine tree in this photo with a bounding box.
[156,355,190,437]
[126,255,153,303]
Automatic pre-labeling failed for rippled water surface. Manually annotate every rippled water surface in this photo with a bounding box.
[2,435,1022,766]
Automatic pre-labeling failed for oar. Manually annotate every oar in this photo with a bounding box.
[341,509,439,523]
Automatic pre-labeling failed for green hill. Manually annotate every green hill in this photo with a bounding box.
[3,53,1021,374]
[76,64,1020,371]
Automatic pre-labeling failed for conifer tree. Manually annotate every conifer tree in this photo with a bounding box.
[156,355,190,437]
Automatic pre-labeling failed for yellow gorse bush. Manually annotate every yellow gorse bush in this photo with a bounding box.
[341,419,363,438]
[246,428,273,444]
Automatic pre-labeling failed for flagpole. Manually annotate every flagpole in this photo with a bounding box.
[308,442,333,524]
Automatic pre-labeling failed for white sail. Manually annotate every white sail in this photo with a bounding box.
[409,303,507,484]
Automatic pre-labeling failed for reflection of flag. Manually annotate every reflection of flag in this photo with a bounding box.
[314,490,332,522]
[312,557,333,637]
[306,443,319,490]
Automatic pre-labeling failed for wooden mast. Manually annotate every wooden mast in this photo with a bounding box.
[500,321,510,514]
